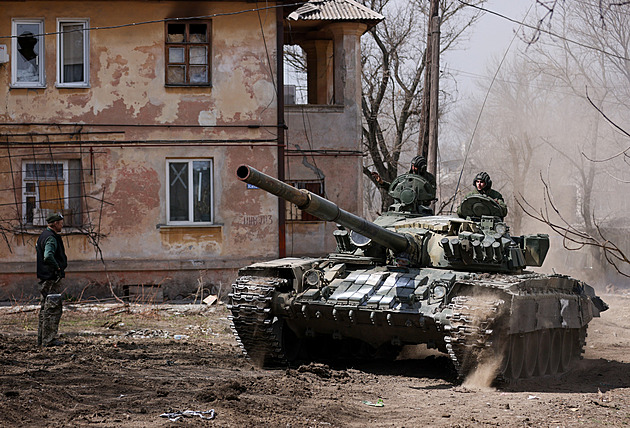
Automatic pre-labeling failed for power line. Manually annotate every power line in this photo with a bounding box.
[457,0,630,62]
[0,2,307,40]
[447,67,630,108]
[451,1,535,213]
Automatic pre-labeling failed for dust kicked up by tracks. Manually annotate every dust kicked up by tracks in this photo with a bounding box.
[1,295,629,427]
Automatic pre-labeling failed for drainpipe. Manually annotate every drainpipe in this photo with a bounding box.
[276,3,286,258]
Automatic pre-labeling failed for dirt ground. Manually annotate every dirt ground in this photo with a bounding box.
[1,292,629,428]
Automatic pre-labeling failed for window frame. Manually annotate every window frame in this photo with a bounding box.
[11,19,46,88]
[22,160,69,225]
[286,179,325,222]
[56,18,90,88]
[166,159,214,225]
[164,20,212,87]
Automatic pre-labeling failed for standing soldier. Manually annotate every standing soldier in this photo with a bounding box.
[36,213,67,347]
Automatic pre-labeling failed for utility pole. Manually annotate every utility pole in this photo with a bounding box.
[419,0,440,179]
[427,14,440,178]
[276,5,286,258]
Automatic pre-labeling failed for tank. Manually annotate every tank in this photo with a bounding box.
[229,165,608,381]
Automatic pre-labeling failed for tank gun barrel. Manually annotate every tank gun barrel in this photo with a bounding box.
[237,165,410,254]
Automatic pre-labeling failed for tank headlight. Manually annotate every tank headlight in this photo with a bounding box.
[350,230,372,247]
[495,223,507,235]
[304,270,321,288]
[432,285,447,299]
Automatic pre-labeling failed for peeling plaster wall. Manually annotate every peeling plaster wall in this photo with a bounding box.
[1,2,278,126]
[283,23,367,257]
[0,1,283,299]
[0,2,369,300]
[285,106,363,256]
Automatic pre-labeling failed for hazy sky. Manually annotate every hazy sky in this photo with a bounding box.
[443,0,534,98]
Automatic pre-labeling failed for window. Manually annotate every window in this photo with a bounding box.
[284,41,334,105]
[286,179,325,221]
[22,160,82,226]
[165,21,211,86]
[167,159,213,224]
[57,19,89,87]
[11,19,45,87]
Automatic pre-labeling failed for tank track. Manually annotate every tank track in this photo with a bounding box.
[227,276,288,367]
[229,276,588,380]
[445,295,505,379]
[445,294,588,381]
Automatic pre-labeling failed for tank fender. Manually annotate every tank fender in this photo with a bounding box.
[580,282,609,316]
[509,292,597,334]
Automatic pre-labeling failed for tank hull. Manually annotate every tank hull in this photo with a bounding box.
[229,258,599,380]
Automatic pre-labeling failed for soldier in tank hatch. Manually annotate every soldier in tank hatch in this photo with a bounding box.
[36,212,67,347]
[371,155,437,214]
[371,155,436,190]
[457,171,508,218]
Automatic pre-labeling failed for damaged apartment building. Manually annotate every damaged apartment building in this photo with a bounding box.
[0,1,383,300]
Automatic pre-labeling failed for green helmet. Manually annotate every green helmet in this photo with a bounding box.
[410,155,427,174]
[474,171,492,191]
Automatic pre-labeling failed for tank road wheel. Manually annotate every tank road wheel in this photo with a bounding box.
[507,334,525,380]
[271,318,303,363]
[521,332,537,379]
[303,336,335,361]
[559,329,574,372]
[495,337,511,378]
[359,342,401,361]
[548,329,563,375]
[535,329,551,376]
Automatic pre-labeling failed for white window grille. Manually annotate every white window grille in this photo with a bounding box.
[166,159,214,224]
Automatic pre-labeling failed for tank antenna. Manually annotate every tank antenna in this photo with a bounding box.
[450,2,534,213]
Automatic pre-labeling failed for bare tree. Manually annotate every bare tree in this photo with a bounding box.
[517,174,629,278]
[516,0,630,284]
[360,0,485,213]
[520,91,630,279]
[458,56,551,232]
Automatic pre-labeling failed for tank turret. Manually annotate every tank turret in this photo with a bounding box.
[237,164,548,273]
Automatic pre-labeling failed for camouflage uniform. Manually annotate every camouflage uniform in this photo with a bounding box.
[457,172,508,218]
[38,279,63,346]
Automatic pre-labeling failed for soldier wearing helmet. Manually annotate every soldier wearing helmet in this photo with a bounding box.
[408,155,436,188]
[371,155,436,214]
[457,171,507,217]
[371,155,436,190]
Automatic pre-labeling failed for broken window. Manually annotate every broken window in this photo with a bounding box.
[22,160,83,226]
[57,19,89,87]
[165,21,211,86]
[11,19,45,87]
[167,159,213,224]
[286,179,325,221]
